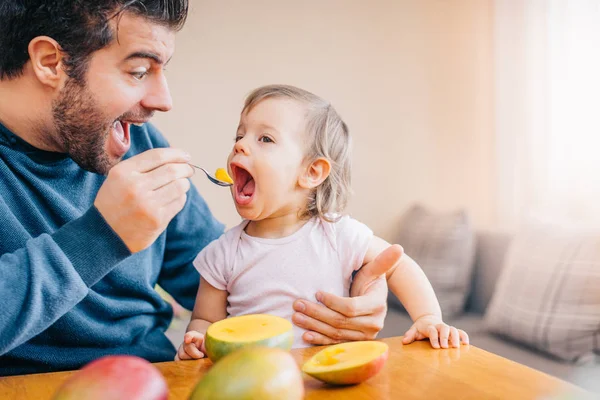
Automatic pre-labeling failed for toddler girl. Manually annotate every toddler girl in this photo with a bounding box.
[176,85,468,360]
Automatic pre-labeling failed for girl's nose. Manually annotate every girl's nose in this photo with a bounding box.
[234,137,250,155]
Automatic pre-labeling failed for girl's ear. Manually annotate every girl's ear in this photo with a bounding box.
[299,158,331,189]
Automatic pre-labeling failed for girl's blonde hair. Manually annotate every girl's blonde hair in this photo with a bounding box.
[243,84,351,222]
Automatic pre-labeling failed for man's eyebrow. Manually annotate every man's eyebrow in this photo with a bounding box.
[125,51,172,65]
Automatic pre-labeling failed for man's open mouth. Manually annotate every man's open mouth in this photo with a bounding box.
[108,120,131,158]
[108,120,147,158]
[231,164,256,206]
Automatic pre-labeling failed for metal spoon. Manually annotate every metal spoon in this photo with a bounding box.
[189,164,233,187]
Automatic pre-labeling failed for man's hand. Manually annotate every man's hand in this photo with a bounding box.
[95,148,194,253]
[292,245,403,345]
[402,314,469,349]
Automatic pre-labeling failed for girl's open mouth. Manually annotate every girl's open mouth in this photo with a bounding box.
[231,164,255,206]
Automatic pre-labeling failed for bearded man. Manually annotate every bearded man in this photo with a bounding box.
[0,0,391,376]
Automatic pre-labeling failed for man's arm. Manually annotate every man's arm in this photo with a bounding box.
[1,146,195,355]
[0,206,131,356]
[136,122,224,309]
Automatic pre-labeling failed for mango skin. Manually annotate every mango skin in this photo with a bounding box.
[52,355,168,400]
[189,347,304,400]
[302,347,389,385]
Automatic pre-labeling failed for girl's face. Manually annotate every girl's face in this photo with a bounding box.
[227,98,311,221]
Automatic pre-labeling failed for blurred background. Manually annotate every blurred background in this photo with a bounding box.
[154,0,600,234]
[153,0,495,236]
[156,0,600,393]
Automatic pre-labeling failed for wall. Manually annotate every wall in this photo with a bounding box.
[153,0,495,240]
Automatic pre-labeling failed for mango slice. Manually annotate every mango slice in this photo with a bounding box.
[215,168,233,184]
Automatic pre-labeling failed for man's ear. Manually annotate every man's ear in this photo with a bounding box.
[28,36,65,88]
[299,158,331,189]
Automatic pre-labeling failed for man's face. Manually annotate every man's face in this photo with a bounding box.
[52,13,176,174]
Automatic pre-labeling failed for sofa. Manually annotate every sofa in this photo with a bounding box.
[378,230,600,393]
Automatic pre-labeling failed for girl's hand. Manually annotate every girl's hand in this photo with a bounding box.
[175,331,207,360]
[402,315,469,349]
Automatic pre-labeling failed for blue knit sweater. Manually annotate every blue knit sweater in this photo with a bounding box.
[0,122,224,376]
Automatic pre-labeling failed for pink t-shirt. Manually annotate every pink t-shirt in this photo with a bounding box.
[193,216,373,348]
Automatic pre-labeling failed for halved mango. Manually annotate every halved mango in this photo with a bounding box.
[204,314,293,362]
[214,168,233,184]
[302,341,389,385]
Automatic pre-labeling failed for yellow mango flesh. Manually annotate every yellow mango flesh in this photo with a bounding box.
[205,314,293,362]
[208,314,291,342]
[214,168,233,184]
[302,341,389,385]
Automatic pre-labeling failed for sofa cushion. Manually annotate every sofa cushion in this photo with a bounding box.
[389,205,475,318]
[484,222,600,362]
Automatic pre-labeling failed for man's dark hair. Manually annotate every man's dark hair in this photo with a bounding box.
[0,0,188,81]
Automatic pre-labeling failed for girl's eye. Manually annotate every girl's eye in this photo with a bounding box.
[259,136,274,143]
[234,135,243,142]
[131,70,148,80]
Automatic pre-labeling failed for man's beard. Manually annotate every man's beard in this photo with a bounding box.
[52,78,117,175]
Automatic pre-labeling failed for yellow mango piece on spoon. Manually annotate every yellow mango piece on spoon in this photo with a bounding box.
[215,168,233,184]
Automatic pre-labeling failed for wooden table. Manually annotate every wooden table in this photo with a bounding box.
[0,337,594,399]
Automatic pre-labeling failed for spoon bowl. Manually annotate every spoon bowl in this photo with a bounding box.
[189,164,233,187]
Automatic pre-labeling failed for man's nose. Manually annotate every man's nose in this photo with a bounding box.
[141,74,173,112]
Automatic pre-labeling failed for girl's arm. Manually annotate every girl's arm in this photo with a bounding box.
[363,236,441,322]
[176,278,228,360]
[188,277,228,332]
[362,237,468,348]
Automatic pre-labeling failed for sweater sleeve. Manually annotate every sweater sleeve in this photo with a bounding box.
[145,123,225,310]
[0,206,131,356]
